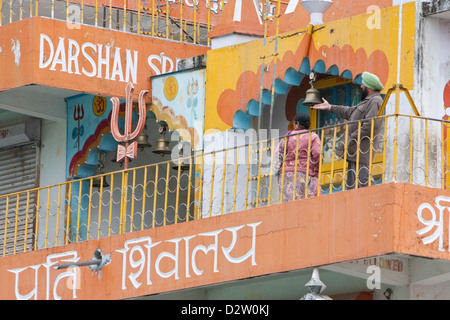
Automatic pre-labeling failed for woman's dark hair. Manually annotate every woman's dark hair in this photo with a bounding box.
[294,113,311,129]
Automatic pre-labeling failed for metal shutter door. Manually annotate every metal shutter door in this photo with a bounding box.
[0,143,40,255]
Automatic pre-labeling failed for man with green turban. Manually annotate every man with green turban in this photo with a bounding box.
[312,71,384,189]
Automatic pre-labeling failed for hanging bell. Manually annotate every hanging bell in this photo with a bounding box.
[303,87,322,106]
[172,143,191,171]
[152,124,171,156]
[136,130,152,151]
[303,72,322,107]
[92,175,109,189]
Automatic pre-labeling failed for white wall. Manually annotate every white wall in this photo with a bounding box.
[39,119,67,188]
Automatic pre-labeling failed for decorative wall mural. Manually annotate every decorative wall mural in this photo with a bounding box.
[151,68,206,151]
[66,94,121,178]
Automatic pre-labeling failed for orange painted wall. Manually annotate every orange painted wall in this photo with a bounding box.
[273,0,394,35]
[1,183,449,300]
[0,17,209,99]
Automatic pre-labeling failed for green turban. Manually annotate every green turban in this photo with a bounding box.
[362,72,384,91]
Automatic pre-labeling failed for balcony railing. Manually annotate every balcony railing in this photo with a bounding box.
[0,0,222,45]
[0,113,449,256]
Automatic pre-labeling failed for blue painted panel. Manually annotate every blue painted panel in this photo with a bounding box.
[341,70,353,80]
[299,58,311,75]
[313,60,326,73]
[284,68,303,86]
[247,99,262,116]
[233,110,252,130]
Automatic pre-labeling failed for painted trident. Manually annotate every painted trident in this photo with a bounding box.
[110,82,148,169]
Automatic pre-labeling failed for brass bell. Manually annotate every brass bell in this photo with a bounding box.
[303,72,322,107]
[303,87,322,106]
[152,124,171,156]
[92,175,109,189]
[136,129,152,151]
[172,143,191,171]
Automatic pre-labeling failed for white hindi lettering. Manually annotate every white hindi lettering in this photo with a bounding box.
[117,222,261,290]
[416,196,450,252]
[6,222,262,299]
[7,251,80,300]
[39,33,179,82]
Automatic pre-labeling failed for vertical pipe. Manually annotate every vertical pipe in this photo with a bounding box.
[138,0,141,33]
[65,182,72,245]
[186,160,193,221]
[304,132,312,199]
[152,0,155,36]
[196,153,204,220]
[3,196,9,257]
[130,169,137,232]
[86,179,94,240]
[34,190,41,249]
[220,149,227,215]
[280,137,288,203]
[141,166,147,231]
[256,142,263,207]
[95,0,98,27]
[267,139,276,205]
[393,114,399,182]
[258,0,268,134]
[152,165,159,228]
[13,194,20,255]
[193,0,197,43]
[342,124,349,190]
[207,0,211,46]
[24,191,30,252]
[20,0,23,20]
[292,133,300,201]
[175,161,181,224]
[244,145,252,210]
[209,152,216,217]
[165,0,169,39]
[109,0,112,29]
[124,0,127,31]
[108,175,114,236]
[382,116,388,184]
[233,147,239,211]
[163,162,170,226]
[329,127,337,193]
[368,119,375,187]
[55,185,62,247]
[268,0,282,136]
[44,187,51,248]
[355,121,362,189]
[120,171,128,234]
[97,174,104,239]
[75,181,82,242]
[317,128,325,196]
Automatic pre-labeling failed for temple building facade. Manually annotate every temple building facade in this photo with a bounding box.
[0,0,449,300]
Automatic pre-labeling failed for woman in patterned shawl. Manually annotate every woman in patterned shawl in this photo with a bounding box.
[276,113,321,202]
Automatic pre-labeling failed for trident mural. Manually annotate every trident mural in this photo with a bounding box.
[110,82,148,169]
